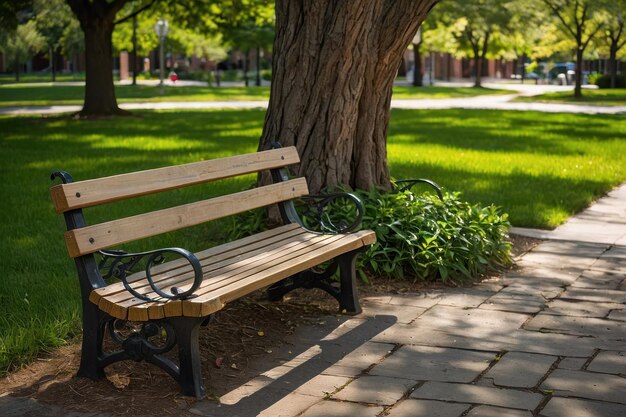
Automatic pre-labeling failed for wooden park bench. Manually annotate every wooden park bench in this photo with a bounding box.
[50,146,376,397]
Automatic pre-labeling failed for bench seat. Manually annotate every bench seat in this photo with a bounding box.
[91,224,376,322]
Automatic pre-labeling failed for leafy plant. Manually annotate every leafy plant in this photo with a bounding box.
[226,186,512,284]
[353,187,511,284]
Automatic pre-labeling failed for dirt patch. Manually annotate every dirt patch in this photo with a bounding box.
[0,235,542,416]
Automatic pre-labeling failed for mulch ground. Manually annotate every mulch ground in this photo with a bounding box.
[0,235,540,416]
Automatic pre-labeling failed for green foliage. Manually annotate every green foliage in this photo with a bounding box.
[593,74,626,88]
[1,21,46,78]
[354,188,511,283]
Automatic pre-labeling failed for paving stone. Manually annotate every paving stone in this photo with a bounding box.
[256,393,321,417]
[540,397,626,417]
[587,350,626,375]
[484,351,557,388]
[559,288,626,304]
[299,400,383,417]
[411,381,544,410]
[481,290,545,313]
[525,313,626,340]
[571,268,626,290]
[466,405,533,417]
[386,399,470,417]
[608,309,626,321]
[480,298,544,313]
[372,323,605,357]
[503,266,581,286]
[503,282,564,300]
[361,301,426,324]
[517,241,605,270]
[558,357,588,371]
[369,345,495,382]
[388,292,442,308]
[543,299,623,318]
[293,374,352,397]
[0,397,103,417]
[322,341,394,377]
[332,375,417,405]
[434,288,497,308]
[541,369,626,404]
[414,305,530,336]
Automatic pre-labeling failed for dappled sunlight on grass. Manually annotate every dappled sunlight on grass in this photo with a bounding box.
[388,109,626,227]
[1,107,625,378]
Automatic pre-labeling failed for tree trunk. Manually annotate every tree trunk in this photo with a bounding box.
[67,0,129,117]
[574,45,583,98]
[473,47,482,88]
[260,0,438,194]
[413,42,423,87]
[609,43,618,89]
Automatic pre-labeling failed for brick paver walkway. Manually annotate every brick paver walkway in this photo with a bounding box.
[188,183,626,417]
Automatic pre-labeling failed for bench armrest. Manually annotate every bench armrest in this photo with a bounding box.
[297,192,364,234]
[98,247,203,302]
[393,178,443,200]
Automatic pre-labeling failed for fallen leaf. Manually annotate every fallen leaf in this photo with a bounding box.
[257,330,265,337]
[214,357,224,368]
[107,374,130,389]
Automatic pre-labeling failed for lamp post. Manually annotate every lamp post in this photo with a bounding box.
[154,18,169,95]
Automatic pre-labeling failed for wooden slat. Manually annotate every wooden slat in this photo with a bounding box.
[93,229,375,321]
[64,178,309,257]
[97,232,340,319]
[91,226,316,318]
[50,147,300,213]
[88,224,305,303]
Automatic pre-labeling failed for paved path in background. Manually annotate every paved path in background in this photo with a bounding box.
[1,82,625,115]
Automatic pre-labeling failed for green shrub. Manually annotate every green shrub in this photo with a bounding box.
[261,69,272,81]
[354,188,511,283]
[593,74,626,88]
[227,186,512,284]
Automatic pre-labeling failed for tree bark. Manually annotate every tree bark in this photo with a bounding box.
[412,42,423,87]
[260,0,438,194]
[609,43,618,89]
[574,45,583,98]
[67,0,129,117]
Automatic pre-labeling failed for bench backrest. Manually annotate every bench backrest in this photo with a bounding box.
[51,147,306,258]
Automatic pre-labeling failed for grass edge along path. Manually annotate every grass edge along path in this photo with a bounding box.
[1,107,625,378]
[0,84,513,107]
[514,88,626,106]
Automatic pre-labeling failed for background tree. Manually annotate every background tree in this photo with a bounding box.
[542,0,604,97]
[64,0,158,116]
[34,0,74,81]
[437,0,513,88]
[0,0,33,31]
[598,0,626,88]
[259,0,439,194]
[1,20,46,81]
[59,18,84,72]
[210,0,275,86]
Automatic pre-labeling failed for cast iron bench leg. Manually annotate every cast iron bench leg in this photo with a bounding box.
[338,249,363,315]
[169,317,206,398]
[77,301,106,380]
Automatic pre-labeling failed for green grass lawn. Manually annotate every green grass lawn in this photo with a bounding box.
[1,108,625,376]
[0,84,511,107]
[514,88,626,106]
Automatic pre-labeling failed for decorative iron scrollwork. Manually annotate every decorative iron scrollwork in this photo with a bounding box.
[107,319,176,361]
[393,179,443,201]
[98,247,203,302]
[296,193,364,234]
